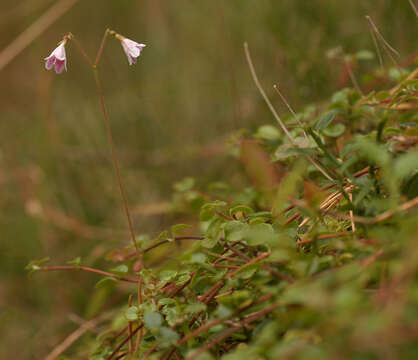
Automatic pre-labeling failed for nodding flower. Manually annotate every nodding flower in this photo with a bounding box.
[118,36,146,65]
[44,42,67,74]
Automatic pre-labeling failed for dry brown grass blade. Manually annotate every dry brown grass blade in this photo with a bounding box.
[26,200,125,239]
[408,0,418,18]
[349,193,356,231]
[44,312,111,360]
[330,196,418,224]
[389,67,418,95]
[0,0,81,71]
[365,15,400,69]
[243,42,334,181]
[272,84,309,138]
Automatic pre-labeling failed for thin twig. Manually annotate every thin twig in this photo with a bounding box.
[365,15,400,68]
[365,16,400,57]
[106,324,143,360]
[135,278,144,353]
[349,193,356,231]
[163,348,177,360]
[185,303,279,360]
[140,274,195,358]
[127,295,134,354]
[44,314,109,360]
[213,264,240,269]
[390,67,418,95]
[115,352,128,360]
[296,231,352,245]
[204,250,246,263]
[142,343,160,359]
[122,236,205,261]
[227,252,270,279]
[225,243,251,261]
[37,265,138,283]
[285,212,300,224]
[144,236,204,253]
[243,42,333,181]
[330,196,418,224]
[273,84,308,138]
[360,249,385,267]
[179,294,273,346]
[168,272,195,298]
[343,57,364,97]
[243,42,292,139]
[298,217,311,228]
[367,20,384,70]
[106,326,128,346]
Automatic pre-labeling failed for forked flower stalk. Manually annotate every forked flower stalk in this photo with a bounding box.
[93,68,141,261]
[44,31,146,262]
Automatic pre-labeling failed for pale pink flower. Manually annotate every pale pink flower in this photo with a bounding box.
[119,37,146,65]
[44,43,67,74]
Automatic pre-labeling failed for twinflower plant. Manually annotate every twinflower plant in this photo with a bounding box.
[44,29,146,262]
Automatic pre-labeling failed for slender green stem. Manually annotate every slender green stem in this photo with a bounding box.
[93,68,141,261]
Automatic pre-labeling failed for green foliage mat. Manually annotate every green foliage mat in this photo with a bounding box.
[28,64,418,359]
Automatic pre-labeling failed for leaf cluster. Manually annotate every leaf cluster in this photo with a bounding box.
[29,63,418,360]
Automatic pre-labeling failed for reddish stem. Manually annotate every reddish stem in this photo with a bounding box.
[227,252,271,279]
[225,243,250,261]
[106,324,143,360]
[70,35,93,66]
[38,265,138,283]
[185,303,279,360]
[122,236,205,261]
[179,294,273,345]
[94,29,109,66]
[296,231,352,245]
[93,69,141,262]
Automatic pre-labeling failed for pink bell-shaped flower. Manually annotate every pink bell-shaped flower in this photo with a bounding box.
[44,43,67,74]
[119,37,146,65]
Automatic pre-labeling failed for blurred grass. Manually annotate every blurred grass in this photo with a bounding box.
[0,0,416,358]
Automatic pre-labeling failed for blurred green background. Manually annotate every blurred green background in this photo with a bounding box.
[0,0,416,358]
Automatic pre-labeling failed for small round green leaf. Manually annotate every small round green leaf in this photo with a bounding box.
[144,311,163,330]
[125,306,139,321]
